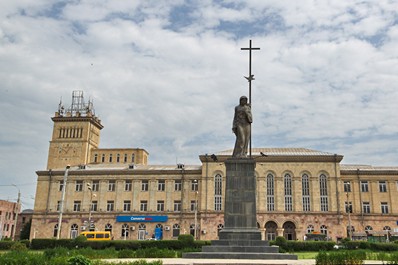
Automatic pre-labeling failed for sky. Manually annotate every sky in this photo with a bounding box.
[1,0,398,210]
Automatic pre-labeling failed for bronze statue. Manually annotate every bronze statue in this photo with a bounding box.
[232,96,252,157]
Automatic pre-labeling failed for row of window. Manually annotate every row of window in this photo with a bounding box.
[61,180,199,192]
[55,223,198,239]
[267,173,329,212]
[345,201,390,214]
[58,127,83,139]
[0,211,15,221]
[63,199,199,213]
[344,180,392,193]
[93,153,135,163]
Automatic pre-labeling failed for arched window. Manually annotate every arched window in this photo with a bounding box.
[320,225,328,235]
[217,224,224,237]
[214,174,222,211]
[266,174,275,211]
[190,224,195,236]
[284,174,292,211]
[320,174,328,211]
[53,224,58,237]
[302,174,310,211]
[121,224,129,239]
[138,224,146,240]
[172,224,180,237]
[365,226,373,234]
[70,224,79,239]
[306,225,314,234]
[265,221,277,241]
[283,221,296,240]
[383,226,391,231]
[105,223,112,233]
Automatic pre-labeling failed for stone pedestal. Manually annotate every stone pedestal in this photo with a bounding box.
[183,158,297,260]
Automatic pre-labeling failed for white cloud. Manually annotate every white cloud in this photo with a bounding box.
[1,0,398,208]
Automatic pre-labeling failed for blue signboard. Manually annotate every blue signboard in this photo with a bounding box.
[116,215,168,223]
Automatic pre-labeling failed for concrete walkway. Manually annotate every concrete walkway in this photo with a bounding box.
[102,258,385,265]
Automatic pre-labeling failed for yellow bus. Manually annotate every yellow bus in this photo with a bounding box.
[80,231,111,241]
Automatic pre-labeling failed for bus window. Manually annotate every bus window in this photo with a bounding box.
[96,233,104,238]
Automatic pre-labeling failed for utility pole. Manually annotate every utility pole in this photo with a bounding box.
[11,184,20,241]
[57,165,70,239]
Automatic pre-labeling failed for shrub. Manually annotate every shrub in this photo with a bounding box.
[68,255,91,265]
[44,247,70,259]
[178,234,194,243]
[10,241,28,252]
[315,251,365,265]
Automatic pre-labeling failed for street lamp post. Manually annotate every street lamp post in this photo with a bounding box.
[346,192,352,240]
[86,183,96,231]
[11,184,21,241]
[194,185,198,240]
[57,165,70,239]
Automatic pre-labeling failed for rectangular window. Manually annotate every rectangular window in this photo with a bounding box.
[107,200,114,212]
[108,180,115,191]
[124,154,128,163]
[174,180,182,191]
[109,154,113,162]
[302,197,310,212]
[59,181,64,191]
[344,181,351,192]
[94,154,98,163]
[123,200,131,212]
[214,196,222,211]
[285,196,292,211]
[379,181,387,192]
[174,200,181,212]
[267,196,275,211]
[91,201,98,212]
[362,202,370,214]
[157,200,164,212]
[92,180,99,192]
[381,202,389,214]
[140,200,148,211]
[101,154,105,162]
[190,200,196,211]
[56,200,61,212]
[191,180,198,191]
[345,201,353,213]
[117,154,120,163]
[125,180,132,191]
[141,180,149,191]
[73,201,81,212]
[75,180,83,192]
[320,197,329,212]
[131,154,135,163]
[158,180,165,191]
[361,181,369,192]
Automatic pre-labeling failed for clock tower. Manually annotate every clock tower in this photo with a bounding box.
[46,91,103,170]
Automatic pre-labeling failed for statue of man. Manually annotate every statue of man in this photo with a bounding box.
[232,96,252,157]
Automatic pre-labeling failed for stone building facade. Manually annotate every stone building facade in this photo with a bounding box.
[30,92,398,241]
[0,200,20,240]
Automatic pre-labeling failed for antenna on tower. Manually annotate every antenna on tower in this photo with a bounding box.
[66,90,95,117]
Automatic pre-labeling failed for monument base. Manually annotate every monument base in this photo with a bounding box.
[183,158,297,260]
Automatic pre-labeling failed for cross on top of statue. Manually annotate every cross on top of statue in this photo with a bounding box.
[240,40,260,157]
[241,40,260,105]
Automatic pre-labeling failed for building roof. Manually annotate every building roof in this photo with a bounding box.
[216,148,340,156]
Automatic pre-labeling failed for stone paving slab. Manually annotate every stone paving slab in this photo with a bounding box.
[102,258,385,265]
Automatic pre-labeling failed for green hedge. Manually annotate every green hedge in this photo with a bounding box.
[315,250,367,265]
[0,240,30,250]
[30,238,210,250]
[270,237,335,252]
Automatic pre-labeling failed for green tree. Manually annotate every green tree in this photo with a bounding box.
[20,219,32,240]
